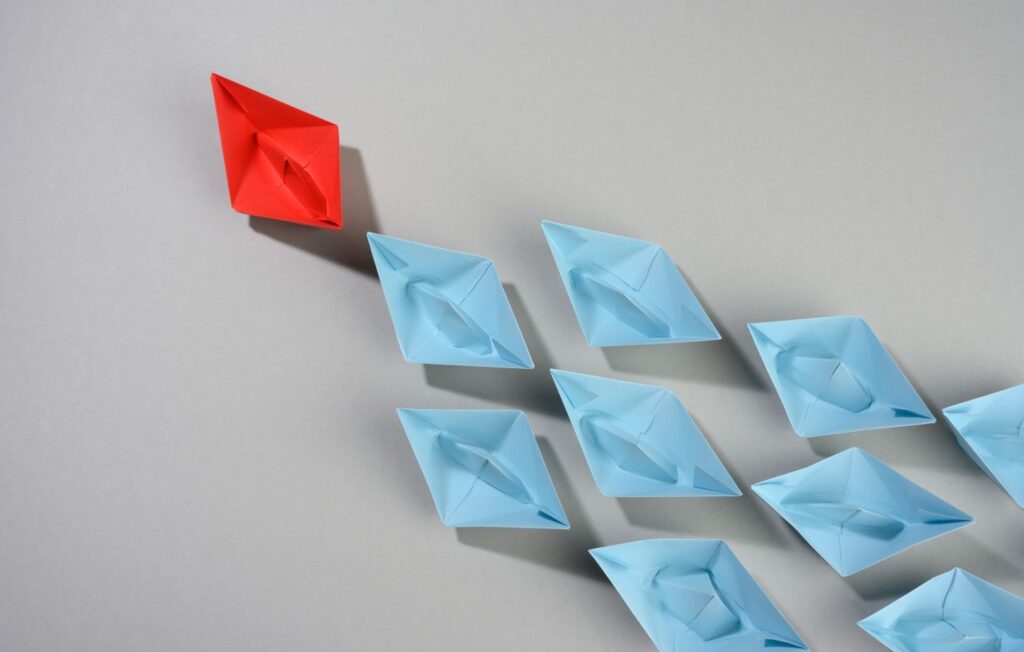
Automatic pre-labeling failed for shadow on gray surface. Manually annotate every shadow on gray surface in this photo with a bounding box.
[456,437,606,582]
[602,336,762,389]
[843,531,1024,603]
[248,146,380,276]
[937,376,1024,408]
[805,423,982,478]
[424,284,566,417]
[616,495,791,549]
[601,273,767,390]
[614,495,790,548]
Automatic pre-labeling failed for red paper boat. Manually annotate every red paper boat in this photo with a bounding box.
[210,73,342,229]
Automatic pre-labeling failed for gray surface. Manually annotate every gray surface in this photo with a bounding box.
[2,1,1023,650]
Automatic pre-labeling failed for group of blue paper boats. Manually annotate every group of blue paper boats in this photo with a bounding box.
[366,221,1024,651]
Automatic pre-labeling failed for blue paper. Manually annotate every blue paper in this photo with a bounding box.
[368,233,533,368]
[541,221,719,346]
[752,448,972,576]
[944,384,1024,508]
[591,539,807,651]
[396,409,568,529]
[859,568,1024,651]
[748,315,934,437]
[550,369,740,497]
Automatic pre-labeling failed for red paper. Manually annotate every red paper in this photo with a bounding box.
[210,73,342,229]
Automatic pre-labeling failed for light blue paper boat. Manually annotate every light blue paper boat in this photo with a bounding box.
[368,233,533,368]
[396,409,568,529]
[748,316,934,437]
[752,448,972,576]
[550,369,740,497]
[859,568,1024,651]
[944,384,1024,508]
[591,539,808,651]
[541,221,720,346]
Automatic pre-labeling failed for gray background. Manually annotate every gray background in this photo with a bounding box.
[2,1,1022,650]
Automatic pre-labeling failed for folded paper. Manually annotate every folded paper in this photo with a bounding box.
[397,409,568,528]
[944,384,1024,508]
[859,568,1024,651]
[210,73,342,228]
[368,233,533,368]
[591,539,807,651]
[752,448,972,576]
[748,315,934,437]
[541,221,719,346]
[550,369,740,497]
